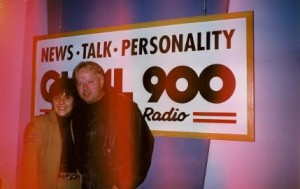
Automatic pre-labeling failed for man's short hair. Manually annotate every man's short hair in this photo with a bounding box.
[72,61,105,82]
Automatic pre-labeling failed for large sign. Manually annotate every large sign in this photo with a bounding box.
[33,11,254,141]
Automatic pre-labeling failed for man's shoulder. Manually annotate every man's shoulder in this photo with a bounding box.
[106,87,135,104]
[115,93,138,108]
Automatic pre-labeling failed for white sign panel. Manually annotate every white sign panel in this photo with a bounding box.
[33,11,254,141]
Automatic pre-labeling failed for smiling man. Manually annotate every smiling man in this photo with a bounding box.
[72,61,154,189]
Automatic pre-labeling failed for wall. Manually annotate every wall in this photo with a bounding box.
[205,1,300,189]
[0,0,48,188]
[0,1,26,189]
[0,0,299,188]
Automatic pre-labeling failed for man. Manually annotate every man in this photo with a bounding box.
[72,61,154,189]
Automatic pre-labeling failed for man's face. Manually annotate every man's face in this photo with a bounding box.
[75,67,104,104]
[52,92,74,117]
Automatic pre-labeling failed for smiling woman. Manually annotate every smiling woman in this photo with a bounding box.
[52,93,74,117]
[20,77,80,189]
[50,78,76,117]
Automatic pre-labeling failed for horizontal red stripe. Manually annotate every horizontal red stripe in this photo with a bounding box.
[193,112,236,117]
[193,119,237,124]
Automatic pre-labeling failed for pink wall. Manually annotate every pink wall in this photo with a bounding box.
[0,0,47,188]
[0,1,26,188]
[0,0,299,189]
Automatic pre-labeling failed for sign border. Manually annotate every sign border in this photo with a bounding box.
[32,11,255,141]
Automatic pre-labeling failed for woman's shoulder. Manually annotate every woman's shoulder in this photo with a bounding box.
[29,111,56,128]
[35,111,55,120]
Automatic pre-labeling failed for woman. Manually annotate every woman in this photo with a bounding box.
[20,77,81,189]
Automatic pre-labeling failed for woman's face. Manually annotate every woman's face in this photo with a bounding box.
[52,92,74,117]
